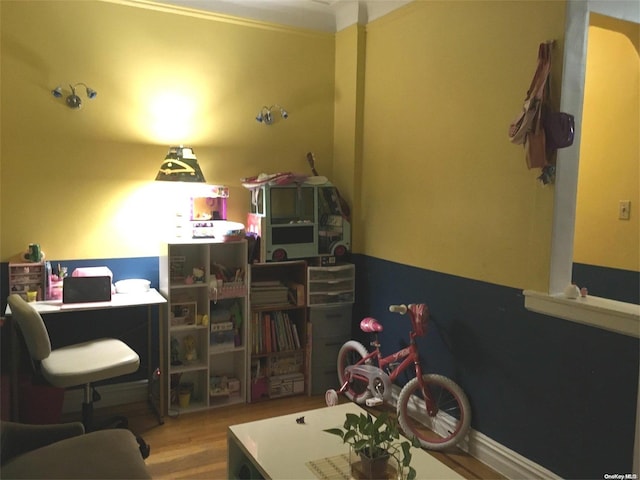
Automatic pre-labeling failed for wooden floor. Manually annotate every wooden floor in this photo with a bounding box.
[85,395,504,480]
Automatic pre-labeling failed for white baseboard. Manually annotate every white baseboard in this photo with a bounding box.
[392,385,560,480]
[61,380,148,414]
[461,427,560,480]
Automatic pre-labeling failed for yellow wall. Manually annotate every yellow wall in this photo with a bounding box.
[1,0,569,292]
[357,1,566,290]
[574,13,640,272]
[0,0,334,261]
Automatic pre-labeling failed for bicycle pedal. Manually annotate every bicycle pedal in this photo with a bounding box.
[365,397,383,407]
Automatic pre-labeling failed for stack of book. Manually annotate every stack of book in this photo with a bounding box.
[250,280,289,306]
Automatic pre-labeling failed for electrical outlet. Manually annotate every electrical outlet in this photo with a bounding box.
[619,200,631,220]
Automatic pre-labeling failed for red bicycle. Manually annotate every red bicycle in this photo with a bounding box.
[325,304,471,450]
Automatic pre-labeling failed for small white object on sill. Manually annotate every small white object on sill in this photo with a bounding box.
[115,279,151,294]
[563,284,581,299]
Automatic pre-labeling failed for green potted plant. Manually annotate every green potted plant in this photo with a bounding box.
[324,411,420,480]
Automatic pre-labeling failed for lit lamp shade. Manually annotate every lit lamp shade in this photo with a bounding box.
[155,146,206,182]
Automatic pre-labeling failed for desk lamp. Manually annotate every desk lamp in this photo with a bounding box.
[155,146,206,183]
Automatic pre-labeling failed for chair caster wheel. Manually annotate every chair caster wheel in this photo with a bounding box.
[137,436,150,459]
[115,419,128,429]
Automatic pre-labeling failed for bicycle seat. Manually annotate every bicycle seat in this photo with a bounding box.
[360,317,383,333]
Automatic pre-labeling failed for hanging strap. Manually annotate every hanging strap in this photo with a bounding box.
[526,42,552,103]
[508,41,553,144]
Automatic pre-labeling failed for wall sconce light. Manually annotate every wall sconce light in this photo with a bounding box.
[255,105,289,125]
[51,83,97,109]
[155,146,206,183]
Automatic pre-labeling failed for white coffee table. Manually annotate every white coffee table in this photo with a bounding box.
[227,402,464,479]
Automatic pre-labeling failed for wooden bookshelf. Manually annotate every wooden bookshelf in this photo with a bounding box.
[249,261,308,402]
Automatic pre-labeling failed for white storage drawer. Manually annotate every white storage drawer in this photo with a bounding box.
[308,264,354,281]
[309,277,353,294]
[310,305,352,394]
[307,264,355,307]
[310,306,352,338]
[308,291,354,306]
[311,335,346,395]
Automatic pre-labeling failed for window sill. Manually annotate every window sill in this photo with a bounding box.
[523,290,640,338]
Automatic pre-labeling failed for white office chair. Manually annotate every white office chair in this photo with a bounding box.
[7,294,141,431]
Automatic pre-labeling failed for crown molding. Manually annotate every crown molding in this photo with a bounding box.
[137,0,411,32]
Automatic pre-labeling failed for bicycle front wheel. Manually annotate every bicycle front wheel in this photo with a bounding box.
[337,340,372,404]
[397,374,471,450]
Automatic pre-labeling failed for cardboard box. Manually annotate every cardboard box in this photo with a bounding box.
[269,373,304,398]
[211,321,234,332]
[228,378,241,396]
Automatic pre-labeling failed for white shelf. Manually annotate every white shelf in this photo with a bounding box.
[160,239,249,415]
[210,345,245,356]
[170,283,208,290]
[169,361,208,373]
[170,324,208,333]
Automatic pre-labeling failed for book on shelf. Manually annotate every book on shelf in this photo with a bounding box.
[270,316,277,353]
[251,359,263,380]
[252,312,262,355]
[252,313,259,354]
[264,313,272,353]
[283,313,294,350]
[291,322,301,349]
[251,310,303,355]
[251,285,289,306]
[285,282,305,306]
[275,312,287,351]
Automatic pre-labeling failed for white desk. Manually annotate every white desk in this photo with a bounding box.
[4,289,167,315]
[4,289,167,422]
[227,402,464,480]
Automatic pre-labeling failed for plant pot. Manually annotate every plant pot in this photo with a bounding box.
[351,449,393,480]
[178,390,191,408]
[178,382,194,408]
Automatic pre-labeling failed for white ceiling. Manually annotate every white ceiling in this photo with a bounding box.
[150,0,411,32]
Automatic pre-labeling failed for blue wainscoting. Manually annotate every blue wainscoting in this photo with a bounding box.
[1,257,161,384]
[572,262,640,305]
[352,254,638,479]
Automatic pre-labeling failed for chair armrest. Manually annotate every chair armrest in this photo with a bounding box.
[1,421,85,464]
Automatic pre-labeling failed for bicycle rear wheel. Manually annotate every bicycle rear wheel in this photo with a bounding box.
[397,374,471,450]
[336,340,372,404]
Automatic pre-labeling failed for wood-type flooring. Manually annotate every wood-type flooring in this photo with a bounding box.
[79,395,505,479]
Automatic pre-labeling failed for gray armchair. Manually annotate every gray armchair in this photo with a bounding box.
[0,421,151,479]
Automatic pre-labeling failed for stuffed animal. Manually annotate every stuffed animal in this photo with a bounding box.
[192,267,205,283]
[170,336,182,365]
[183,335,198,362]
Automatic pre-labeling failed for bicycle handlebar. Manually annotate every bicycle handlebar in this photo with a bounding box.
[389,304,407,314]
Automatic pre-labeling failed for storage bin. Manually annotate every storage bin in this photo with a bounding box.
[307,263,355,306]
[310,305,353,395]
[269,373,304,398]
[19,376,64,424]
[210,330,235,350]
[251,377,268,402]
